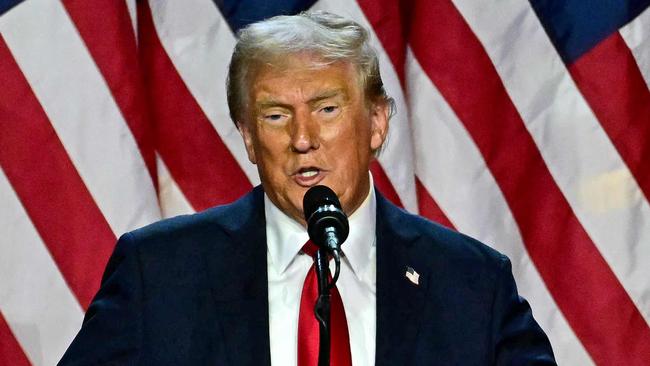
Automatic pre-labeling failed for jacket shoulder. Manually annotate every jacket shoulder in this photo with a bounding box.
[379,196,507,269]
[124,187,263,251]
[378,200,556,365]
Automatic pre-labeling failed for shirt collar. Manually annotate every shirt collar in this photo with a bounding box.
[265,174,377,277]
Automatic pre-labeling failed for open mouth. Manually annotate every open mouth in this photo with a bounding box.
[298,168,318,178]
[293,167,325,186]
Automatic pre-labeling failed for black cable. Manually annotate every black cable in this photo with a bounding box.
[329,249,341,290]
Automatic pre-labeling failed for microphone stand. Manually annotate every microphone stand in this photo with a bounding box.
[313,246,342,366]
[303,185,348,366]
[313,248,331,366]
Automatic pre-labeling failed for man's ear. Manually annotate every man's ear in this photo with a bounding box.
[237,121,257,164]
[369,101,389,152]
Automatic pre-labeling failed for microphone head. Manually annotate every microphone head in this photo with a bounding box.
[303,185,349,248]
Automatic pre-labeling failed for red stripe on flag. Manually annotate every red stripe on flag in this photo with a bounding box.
[408,1,650,364]
[62,0,157,188]
[348,1,411,213]
[415,177,455,229]
[0,37,116,309]
[137,1,252,211]
[370,161,403,208]
[357,0,408,86]
[0,312,30,366]
[569,33,650,202]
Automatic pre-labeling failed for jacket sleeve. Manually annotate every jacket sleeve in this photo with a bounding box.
[58,232,143,366]
[491,255,557,365]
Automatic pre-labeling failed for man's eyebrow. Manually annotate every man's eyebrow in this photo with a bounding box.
[307,89,347,104]
[255,89,348,110]
[255,99,290,110]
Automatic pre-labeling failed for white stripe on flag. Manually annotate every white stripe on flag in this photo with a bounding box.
[148,0,260,185]
[126,0,138,42]
[313,0,418,213]
[406,50,593,366]
[620,6,650,89]
[157,154,196,217]
[0,0,161,236]
[451,0,650,324]
[0,168,84,366]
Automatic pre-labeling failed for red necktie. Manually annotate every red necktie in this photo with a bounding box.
[298,241,352,366]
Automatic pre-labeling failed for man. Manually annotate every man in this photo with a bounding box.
[59,11,556,366]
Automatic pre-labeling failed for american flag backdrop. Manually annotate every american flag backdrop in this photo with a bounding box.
[0,0,649,364]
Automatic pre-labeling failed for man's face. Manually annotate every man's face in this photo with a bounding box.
[238,54,389,226]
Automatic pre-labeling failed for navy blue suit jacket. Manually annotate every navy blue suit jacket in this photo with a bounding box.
[59,186,555,365]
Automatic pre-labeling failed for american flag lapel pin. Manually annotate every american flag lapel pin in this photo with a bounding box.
[405,266,420,285]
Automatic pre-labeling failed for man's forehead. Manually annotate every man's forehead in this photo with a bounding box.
[250,59,358,100]
[260,51,347,69]
[251,54,356,80]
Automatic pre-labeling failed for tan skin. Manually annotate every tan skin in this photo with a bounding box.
[237,54,389,226]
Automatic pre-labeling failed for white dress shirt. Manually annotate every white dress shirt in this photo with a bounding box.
[266,182,377,366]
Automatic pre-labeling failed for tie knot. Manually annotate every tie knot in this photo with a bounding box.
[301,240,319,258]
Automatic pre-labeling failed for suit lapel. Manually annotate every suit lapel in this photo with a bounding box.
[202,187,271,366]
[375,193,430,366]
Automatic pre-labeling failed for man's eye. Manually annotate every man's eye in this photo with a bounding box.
[321,106,338,113]
[260,113,288,126]
[258,107,293,126]
[264,114,284,121]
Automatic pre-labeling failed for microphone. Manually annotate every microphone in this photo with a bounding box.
[303,185,349,253]
[303,186,348,365]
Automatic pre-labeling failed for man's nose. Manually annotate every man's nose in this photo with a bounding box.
[290,110,320,153]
